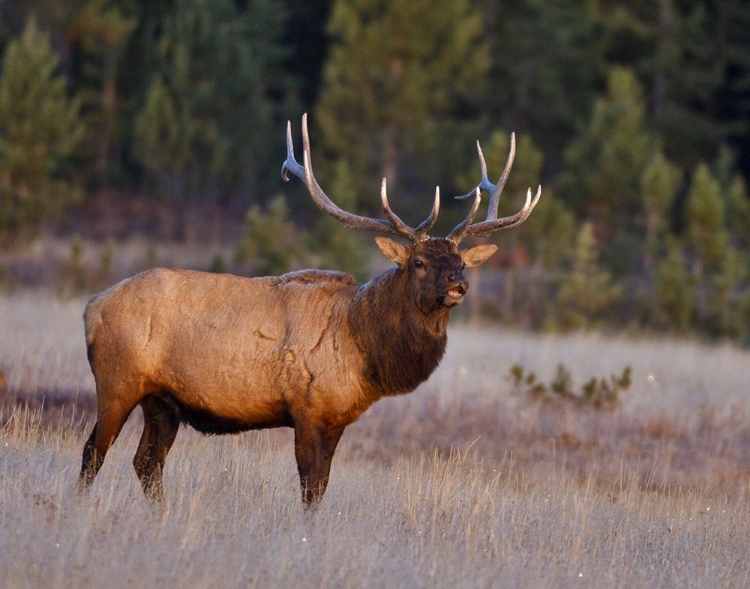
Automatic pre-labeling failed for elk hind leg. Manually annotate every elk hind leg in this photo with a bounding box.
[133,395,180,500]
[78,401,135,491]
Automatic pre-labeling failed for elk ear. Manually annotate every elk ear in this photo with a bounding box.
[460,244,498,268]
[375,236,411,267]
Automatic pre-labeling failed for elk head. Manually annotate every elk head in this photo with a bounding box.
[372,236,494,313]
[281,114,542,308]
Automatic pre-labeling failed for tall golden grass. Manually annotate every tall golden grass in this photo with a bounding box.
[1,291,749,588]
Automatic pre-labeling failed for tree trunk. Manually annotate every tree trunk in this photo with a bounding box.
[653,0,673,120]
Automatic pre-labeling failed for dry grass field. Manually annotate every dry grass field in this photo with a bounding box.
[2,290,750,588]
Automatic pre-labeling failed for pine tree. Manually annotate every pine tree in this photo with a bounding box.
[714,0,750,180]
[654,2,725,168]
[640,151,682,271]
[685,163,727,275]
[714,147,750,254]
[555,222,621,330]
[726,176,750,253]
[521,195,575,272]
[311,159,370,281]
[64,0,137,185]
[654,237,693,333]
[0,18,85,243]
[483,0,603,162]
[684,162,730,330]
[315,0,490,218]
[133,0,291,210]
[711,247,747,336]
[707,147,750,337]
[598,1,727,168]
[561,67,657,237]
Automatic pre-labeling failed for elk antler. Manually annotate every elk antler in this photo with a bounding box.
[447,133,542,244]
[281,113,439,243]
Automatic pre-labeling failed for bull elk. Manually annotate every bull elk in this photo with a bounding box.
[78,114,541,507]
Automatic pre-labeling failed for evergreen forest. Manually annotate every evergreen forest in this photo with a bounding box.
[1,0,750,339]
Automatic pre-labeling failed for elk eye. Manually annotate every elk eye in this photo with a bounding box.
[413,259,424,269]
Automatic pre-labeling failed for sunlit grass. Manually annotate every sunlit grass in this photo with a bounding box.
[2,291,750,588]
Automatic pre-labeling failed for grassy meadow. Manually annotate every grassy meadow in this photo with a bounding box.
[1,290,750,588]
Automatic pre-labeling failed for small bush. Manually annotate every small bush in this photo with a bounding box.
[57,235,117,294]
[209,255,228,274]
[507,362,632,410]
[234,195,310,276]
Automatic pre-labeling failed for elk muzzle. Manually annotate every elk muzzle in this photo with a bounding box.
[441,271,469,307]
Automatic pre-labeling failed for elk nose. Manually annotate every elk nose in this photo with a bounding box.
[447,270,466,284]
[444,271,469,304]
[446,271,469,295]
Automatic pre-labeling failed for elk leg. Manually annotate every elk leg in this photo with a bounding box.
[322,426,345,484]
[78,403,135,491]
[78,424,102,490]
[293,421,328,508]
[293,422,346,508]
[133,395,180,500]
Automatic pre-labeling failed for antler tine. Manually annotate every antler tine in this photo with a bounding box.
[281,120,304,181]
[414,187,440,236]
[486,132,516,221]
[281,114,423,240]
[446,188,482,243]
[455,141,496,200]
[449,132,540,244]
[459,184,542,242]
[380,179,419,241]
[454,133,516,212]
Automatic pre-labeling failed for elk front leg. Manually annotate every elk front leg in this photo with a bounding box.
[293,421,344,508]
[322,426,345,484]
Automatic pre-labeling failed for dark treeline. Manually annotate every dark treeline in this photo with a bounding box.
[2,0,750,338]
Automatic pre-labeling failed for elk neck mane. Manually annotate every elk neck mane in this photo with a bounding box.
[349,266,449,396]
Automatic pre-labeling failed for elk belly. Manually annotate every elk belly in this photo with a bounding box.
[149,343,296,433]
[174,394,293,434]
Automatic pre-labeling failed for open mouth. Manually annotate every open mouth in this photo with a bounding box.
[442,286,466,306]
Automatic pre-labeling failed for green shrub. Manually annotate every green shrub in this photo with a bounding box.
[507,362,632,410]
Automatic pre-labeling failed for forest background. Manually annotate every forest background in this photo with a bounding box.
[1,0,750,340]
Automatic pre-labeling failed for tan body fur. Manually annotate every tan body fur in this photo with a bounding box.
[86,268,375,433]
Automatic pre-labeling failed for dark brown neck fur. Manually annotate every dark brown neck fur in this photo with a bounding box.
[349,268,449,397]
